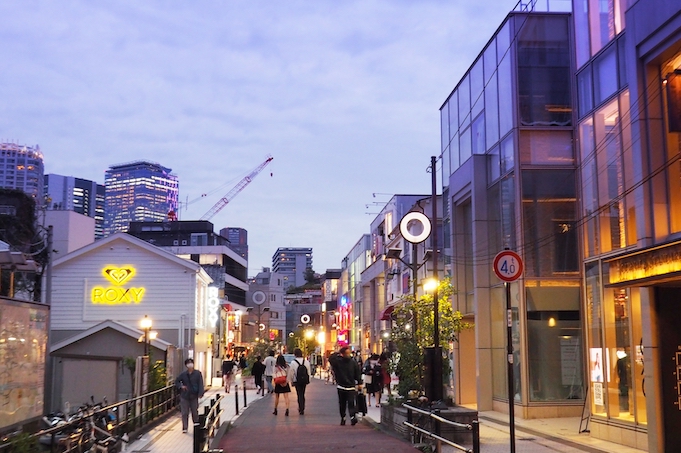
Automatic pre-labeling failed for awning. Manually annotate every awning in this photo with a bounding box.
[380,305,395,321]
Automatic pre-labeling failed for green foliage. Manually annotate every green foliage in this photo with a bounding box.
[390,277,473,398]
[149,359,168,391]
[7,432,40,453]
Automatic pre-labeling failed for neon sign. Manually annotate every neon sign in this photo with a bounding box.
[207,287,220,327]
[91,265,145,305]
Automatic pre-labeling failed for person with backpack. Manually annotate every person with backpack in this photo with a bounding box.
[290,348,312,415]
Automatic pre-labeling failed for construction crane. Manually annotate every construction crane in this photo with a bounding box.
[199,155,274,221]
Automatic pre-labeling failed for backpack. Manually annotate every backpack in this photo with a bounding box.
[295,359,310,385]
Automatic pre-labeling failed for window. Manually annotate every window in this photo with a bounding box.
[594,46,618,105]
[578,67,594,117]
[519,130,573,165]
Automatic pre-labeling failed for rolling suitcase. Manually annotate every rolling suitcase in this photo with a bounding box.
[356,391,368,415]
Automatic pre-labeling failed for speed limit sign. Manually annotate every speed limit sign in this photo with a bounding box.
[493,250,523,282]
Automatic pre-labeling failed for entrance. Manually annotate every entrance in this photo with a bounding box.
[654,287,681,451]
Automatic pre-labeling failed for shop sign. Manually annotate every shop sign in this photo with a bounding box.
[91,265,145,305]
[608,241,681,285]
[207,287,220,328]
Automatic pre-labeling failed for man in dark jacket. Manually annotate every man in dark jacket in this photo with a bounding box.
[175,358,204,433]
[329,347,362,426]
[251,356,266,395]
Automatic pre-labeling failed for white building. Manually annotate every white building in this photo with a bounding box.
[46,233,214,410]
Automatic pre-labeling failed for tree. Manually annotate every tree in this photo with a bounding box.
[304,268,319,284]
[390,277,473,398]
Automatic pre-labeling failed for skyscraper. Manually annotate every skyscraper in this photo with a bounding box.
[104,161,178,235]
[45,174,105,239]
[272,247,312,289]
[220,227,248,261]
[0,143,44,201]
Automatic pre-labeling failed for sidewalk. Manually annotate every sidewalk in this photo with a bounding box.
[125,372,262,453]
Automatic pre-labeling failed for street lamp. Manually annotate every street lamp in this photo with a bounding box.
[140,315,152,357]
[428,155,443,406]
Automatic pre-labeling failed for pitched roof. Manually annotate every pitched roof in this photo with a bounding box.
[51,319,172,353]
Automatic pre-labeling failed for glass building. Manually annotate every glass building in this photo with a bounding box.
[0,143,44,202]
[573,0,681,450]
[440,4,582,421]
[45,174,106,239]
[104,161,179,235]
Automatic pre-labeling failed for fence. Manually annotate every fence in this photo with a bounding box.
[193,392,225,453]
[402,403,480,453]
[0,384,179,453]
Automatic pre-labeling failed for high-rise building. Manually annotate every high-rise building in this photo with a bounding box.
[220,227,248,261]
[104,161,178,235]
[45,174,105,239]
[272,247,312,289]
[0,143,44,201]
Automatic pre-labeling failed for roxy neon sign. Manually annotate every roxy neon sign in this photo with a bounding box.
[91,266,145,305]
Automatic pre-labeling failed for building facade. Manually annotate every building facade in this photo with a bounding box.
[220,227,248,261]
[46,233,214,411]
[339,235,371,353]
[45,174,105,239]
[0,143,44,201]
[127,221,249,306]
[272,247,313,289]
[572,0,681,450]
[440,4,582,423]
[104,161,179,235]
[245,267,286,346]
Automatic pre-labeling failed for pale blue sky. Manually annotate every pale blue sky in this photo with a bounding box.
[0,0,516,275]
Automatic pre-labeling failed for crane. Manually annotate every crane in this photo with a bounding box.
[199,155,274,221]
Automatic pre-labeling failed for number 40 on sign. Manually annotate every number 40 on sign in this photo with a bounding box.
[493,250,524,282]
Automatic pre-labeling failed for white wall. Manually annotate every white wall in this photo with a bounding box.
[45,210,95,258]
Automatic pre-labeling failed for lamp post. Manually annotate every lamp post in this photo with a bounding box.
[429,155,443,404]
[140,315,152,357]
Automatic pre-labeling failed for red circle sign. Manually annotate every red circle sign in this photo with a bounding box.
[493,250,524,282]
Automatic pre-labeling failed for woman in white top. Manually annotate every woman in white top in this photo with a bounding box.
[272,355,292,416]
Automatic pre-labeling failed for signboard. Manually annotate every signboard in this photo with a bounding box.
[493,251,523,282]
[390,308,414,323]
[400,212,431,244]
[91,265,145,304]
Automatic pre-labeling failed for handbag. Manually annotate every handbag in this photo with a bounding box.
[274,372,287,386]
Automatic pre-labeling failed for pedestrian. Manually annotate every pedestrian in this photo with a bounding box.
[251,355,266,395]
[263,350,276,394]
[329,346,362,426]
[222,355,236,393]
[379,352,392,397]
[290,348,311,415]
[239,354,248,370]
[175,358,204,433]
[272,355,292,416]
[363,353,383,407]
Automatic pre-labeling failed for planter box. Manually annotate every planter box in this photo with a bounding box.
[381,403,478,447]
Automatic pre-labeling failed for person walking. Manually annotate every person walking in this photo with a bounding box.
[363,353,383,407]
[175,358,204,433]
[272,355,292,416]
[379,352,392,398]
[222,355,236,393]
[329,346,362,426]
[263,350,276,394]
[290,348,311,415]
[251,355,266,395]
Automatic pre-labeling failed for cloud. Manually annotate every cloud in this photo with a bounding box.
[0,0,517,272]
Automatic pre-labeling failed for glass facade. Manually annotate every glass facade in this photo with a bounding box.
[0,143,45,201]
[104,161,179,235]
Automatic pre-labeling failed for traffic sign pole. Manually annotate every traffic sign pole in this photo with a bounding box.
[493,250,523,453]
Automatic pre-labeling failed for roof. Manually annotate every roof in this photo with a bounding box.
[51,319,173,353]
[52,232,205,274]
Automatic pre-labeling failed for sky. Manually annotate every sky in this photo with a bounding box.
[0,0,518,276]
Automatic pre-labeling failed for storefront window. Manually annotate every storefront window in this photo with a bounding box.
[585,262,606,416]
[603,287,633,421]
[629,288,646,425]
[527,286,582,402]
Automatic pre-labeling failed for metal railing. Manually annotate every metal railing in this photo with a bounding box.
[403,403,480,453]
[0,385,179,453]
[193,393,224,453]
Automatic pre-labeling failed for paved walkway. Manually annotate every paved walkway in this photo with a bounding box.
[124,373,648,453]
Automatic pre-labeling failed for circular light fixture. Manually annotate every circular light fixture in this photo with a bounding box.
[252,291,267,305]
[400,211,431,244]
[301,314,311,324]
